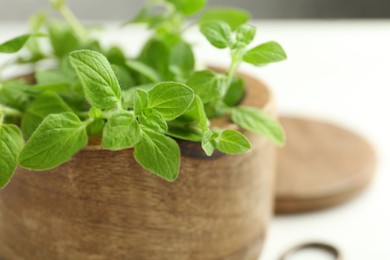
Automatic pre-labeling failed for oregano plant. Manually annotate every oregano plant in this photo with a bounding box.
[0,0,287,188]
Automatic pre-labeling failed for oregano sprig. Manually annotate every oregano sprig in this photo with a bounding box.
[0,0,288,188]
[69,50,196,180]
[198,20,287,147]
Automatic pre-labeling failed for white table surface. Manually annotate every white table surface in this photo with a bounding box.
[1,20,390,259]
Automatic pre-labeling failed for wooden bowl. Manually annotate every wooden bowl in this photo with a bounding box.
[0,72,277,260]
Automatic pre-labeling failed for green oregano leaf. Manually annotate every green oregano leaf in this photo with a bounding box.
[87,108,104,136]
[0,125,24,188]
[204,99,229,119]
[216,130,251,154]
[70,50,122,110]
[0,81,30,110]
[88,107,102,119]
[48,22,80,58]
[122,84,154,109]
[186,70,224,103]
[166,95,208,142]
[30,83,72,94]
[112,64,135,90]
[0,34,32,53]
[35,70,74,85]
[236,24,256,46]
[232,107,285,146]
[224,77,245,107]
[148,82,194,121]
[134,128,180,182]
[139,109,168,133]
[61,56,78,79]
[200,21,233,49]
[106,46,127,65]
[169,41,195,79]
[202,129,217,156]
[166,0,206,15]
[126,60,161,83]
[199,8,250,31]
[21,92,72,138]
[18,112,89,170]
[243,41,287,66]
[194,95,209,132]
[87,118,105,136]
[102,111,141,150]
[138,39,172,81]
[134,88,150,116]
[167,126,203,142]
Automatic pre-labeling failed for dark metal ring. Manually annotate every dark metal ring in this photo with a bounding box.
[279,242,342,260]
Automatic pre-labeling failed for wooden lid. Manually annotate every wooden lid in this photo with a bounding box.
[275,116,377,214]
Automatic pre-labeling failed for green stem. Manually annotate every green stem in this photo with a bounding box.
[56,3,88,41]
[0,105,23,118]
[83,117,95,127]
[101,111,114,119]
[226,58,240,89]
[225,49,244,96]
[117,101,123,111]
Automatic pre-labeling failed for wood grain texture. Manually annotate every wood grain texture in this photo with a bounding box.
[0,72,277,260]
[275,117,377,214]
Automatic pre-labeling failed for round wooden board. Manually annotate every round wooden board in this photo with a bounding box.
[275,116,377,214]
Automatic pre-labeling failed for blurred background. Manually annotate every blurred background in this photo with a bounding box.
[1,0,390,20]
